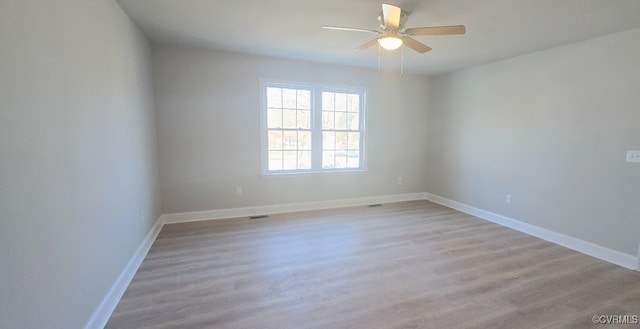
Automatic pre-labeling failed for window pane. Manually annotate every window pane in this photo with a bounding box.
[297,110,310,129]
[297,90,310,110]
[335,93,347,111]
[322,111,334,130]
[335,132,348,150]
[282,110,296,128]
[283,131,297,150]
[334,151,347,168]
[322,92,334,111]
[283,151,297,170]
[322,151,335,168]
[347,113,359,130]
[268,130,283,150]
[322,132,335,150]
[268,151,283,170]
[347,151,360,168]
[347,94,360,112]
[282,88,297,108]
[267,87,282,108]
[335,112,347,130]
[267,108,282,128]
[298,131,311,150]
[348,132,360,149]
[298,151,311,169]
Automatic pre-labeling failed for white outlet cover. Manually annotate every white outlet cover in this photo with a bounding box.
[627,150,640,163]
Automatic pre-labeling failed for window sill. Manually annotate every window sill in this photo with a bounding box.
[260,168,368,177]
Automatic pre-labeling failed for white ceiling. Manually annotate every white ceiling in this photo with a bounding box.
[116,0,640,75]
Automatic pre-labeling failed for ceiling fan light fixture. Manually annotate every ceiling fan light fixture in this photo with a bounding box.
[378,37,403,50]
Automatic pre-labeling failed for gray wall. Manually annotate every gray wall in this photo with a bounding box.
[0,1,160,328]
[152,44,430,214]
[426,28,640,256]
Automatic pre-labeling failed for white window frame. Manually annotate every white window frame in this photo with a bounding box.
[261,80,366,175]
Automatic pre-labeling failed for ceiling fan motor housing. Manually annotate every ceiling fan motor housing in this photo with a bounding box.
[378,10,409,30]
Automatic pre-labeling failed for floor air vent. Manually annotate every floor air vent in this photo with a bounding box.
[249,215,269,220]
[368,204,383,207]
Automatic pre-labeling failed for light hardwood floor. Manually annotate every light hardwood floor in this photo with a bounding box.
[106,201,640,329]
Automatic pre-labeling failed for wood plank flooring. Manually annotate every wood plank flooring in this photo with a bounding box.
[105,201,640,329]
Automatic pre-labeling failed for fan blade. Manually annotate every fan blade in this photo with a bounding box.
[401,36,432,53]
[405,25,466,36]
[322,26,380,34]
[355,38,379,51]
[382,4,401,29]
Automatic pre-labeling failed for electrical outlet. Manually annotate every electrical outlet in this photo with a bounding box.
[139,210,144,223]
[397,177,402,185]
[236,186,243,196]
[626,150,640,163]
[505,194,512,204]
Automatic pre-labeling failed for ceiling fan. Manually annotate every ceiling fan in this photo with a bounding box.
[322,3,465,54]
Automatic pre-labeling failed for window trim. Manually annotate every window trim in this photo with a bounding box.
[260,79,367,175]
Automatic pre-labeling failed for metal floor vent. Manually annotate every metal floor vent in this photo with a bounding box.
[249,215,269,220]
[368,204,383,207]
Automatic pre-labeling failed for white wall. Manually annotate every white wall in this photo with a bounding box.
[426,28,640,256]
[0,1,160,328]
[152,44,430,214]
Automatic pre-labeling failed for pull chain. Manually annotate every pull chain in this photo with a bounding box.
[401,44,404,77]
[377,42,405,76]
[377,42,381,76]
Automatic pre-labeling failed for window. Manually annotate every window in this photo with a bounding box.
[262,81,365,174]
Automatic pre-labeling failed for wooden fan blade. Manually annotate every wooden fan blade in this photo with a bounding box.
[405,25,466,36]
[355,38,379,51]
[322,26,380,34]
[382,4,401,29]
[401,36,432,53]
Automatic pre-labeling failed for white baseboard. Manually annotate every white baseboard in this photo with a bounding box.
[160,192,427,224]
[423,192,639,271]
[83,217,163,329]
